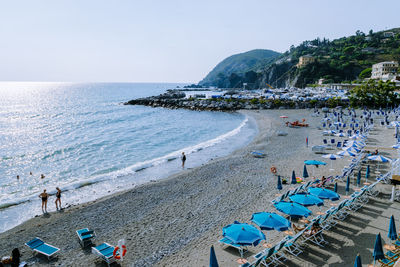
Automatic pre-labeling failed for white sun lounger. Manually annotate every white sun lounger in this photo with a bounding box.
[92,242,118,266]
[25,237,60,260]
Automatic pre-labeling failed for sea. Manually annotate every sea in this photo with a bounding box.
[0,82,257,232]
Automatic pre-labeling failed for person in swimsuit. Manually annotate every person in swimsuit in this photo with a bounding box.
[181,152,186,169]
[39,189,49,213]
[55,187,62,210]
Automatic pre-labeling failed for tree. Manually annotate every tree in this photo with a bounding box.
[349,80,399,107]
[358,68,372,79]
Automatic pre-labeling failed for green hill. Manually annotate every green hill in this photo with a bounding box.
[200,28,400,88]
[198,49,281,88]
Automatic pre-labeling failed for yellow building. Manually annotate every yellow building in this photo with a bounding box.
[297,55,315,68]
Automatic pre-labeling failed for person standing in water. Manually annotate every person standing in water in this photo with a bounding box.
[181,152,186,169]
[55,187,62,210]
[39,189,49,213]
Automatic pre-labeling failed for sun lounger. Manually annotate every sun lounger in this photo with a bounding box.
[219,237,246,257]
[92,242,118,266]
[25,237,60,260]
[76,228,96,247]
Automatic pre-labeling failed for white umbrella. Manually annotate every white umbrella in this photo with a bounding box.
[337,150,357,157]
[334,132,346,137]
[322,154,343,170]
[367,155,391,174]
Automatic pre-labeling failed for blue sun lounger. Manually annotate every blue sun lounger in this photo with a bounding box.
[92,242,118,266]
[76,228,96,247]
[25,237,60,260]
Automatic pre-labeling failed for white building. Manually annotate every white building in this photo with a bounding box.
[371,61,398,79]
[383,32,395,38]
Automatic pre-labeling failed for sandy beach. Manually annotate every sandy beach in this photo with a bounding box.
[0,108,398,267]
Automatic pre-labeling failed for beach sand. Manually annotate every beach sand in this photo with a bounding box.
[0,109,398,266]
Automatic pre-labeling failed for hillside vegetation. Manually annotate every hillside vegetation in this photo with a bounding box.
[198,49,280,88]
[199,28,400,88]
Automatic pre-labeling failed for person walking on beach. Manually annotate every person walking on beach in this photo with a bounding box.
[181,152,186,169]
[39,189,49,213]
[55,187,62,210]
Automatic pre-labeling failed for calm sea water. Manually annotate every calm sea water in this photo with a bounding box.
[0,82,256,232]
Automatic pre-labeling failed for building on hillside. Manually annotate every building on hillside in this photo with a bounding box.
[383,32,395,38]
[371,61,398,80]
[297,55,315,68]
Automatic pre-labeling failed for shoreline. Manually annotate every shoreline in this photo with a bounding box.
[0,110,254,233]
[0,109,353,266]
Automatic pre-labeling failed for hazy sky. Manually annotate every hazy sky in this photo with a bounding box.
[0,0,399,83]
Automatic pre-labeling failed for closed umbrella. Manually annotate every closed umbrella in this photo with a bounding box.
[333,182,338,193]
[210,246,219,267]
[308,187,340,201]
[277,175,283,191]
[303,165,309,179]
[291,170,297,185]
[289,193,324,207]
[366,165,370,180]
[274,201,312,219]
[354,254,362,267]
[388,215,397,241]
[345,176,350,194]
[357,170,361,186]
[373,233,385,264]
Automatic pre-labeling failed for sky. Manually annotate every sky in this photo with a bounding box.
[0,0,399,83]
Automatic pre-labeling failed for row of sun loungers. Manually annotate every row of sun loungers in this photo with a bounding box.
[241,181,380,267]
[24,228,118,266]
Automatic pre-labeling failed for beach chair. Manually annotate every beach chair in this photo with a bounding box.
[258,245,279,267]
[323,139,327,144]
[378,252,400,267]
[92,242,118,266]
[219,237,246,258]
[25,237,60,260]
[336,141,342,148]
[76,228,96,247]
[284,232,304,256]
[330,139,335,144]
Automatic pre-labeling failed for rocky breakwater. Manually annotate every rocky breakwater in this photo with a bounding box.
[124,90,245,111]
[124,90,349,111]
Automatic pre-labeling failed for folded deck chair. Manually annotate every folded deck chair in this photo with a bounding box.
[25,237,60,260]
[92,242,118,267]
[219,237,246,258]
[76,228,96,247]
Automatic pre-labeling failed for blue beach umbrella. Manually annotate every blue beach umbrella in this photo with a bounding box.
[210,246,219,267]
[303,165,309,179]
[251,212,291,231]
[222,222,265,246]
[345,176,350,194]
[291,170,297,184]
[289,193,324,207]
[357,170,361,186]
[277,175,283,191]
[304,160,327,166]
[354,254,362,267]
[337,150,357,157]
[274,201,312,219]
[334,182,338,193]
[308,187,340,201]
[373,233,385,263]
[388,215,398,241]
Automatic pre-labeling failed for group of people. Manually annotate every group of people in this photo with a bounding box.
[16,172,45,180]
[38,187,62,213]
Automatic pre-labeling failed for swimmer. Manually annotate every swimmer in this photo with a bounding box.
[41,174,45,179]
